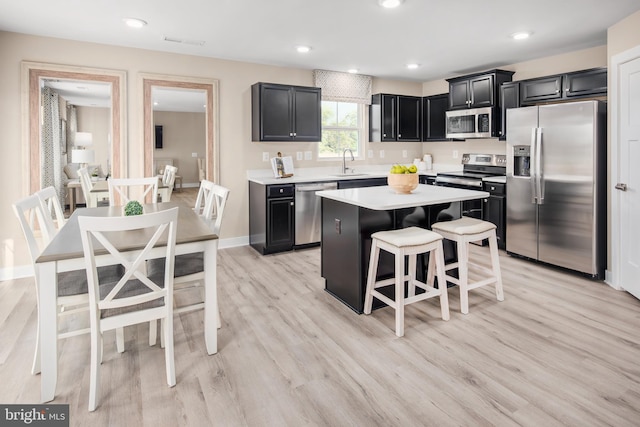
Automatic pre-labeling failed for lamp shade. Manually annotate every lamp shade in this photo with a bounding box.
[71,149,95,164]
[75,132,93,147]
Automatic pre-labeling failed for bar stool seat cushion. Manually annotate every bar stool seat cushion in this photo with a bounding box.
[432,217,496,235]
[371,227,442,247]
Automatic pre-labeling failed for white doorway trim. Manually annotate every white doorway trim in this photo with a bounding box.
[609,43,640,290]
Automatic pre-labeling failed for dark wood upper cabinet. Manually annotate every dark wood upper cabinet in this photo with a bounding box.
[447,69,514,110]
[520,75,563,104]
[499,82,520,140]
[422,94,448,141]
[520,67,607,105]
[564,67,607,98]
[369,94,421,142]
[251,82,321,142]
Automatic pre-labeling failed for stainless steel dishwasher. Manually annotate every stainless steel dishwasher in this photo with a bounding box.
[295,182,338,246]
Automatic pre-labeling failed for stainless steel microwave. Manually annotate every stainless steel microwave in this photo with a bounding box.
[445,106,493,139]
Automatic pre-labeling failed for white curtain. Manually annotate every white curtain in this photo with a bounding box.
[313,70,372,104]
[41,87,65,204]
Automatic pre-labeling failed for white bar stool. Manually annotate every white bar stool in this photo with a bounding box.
[431,217,504,314]
[364,226,450,337]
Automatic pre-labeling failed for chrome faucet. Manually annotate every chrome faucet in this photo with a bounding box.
[342,148,354,174]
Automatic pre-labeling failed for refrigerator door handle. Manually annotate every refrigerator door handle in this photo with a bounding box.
[530,127,538,204]
[536,127,544,204]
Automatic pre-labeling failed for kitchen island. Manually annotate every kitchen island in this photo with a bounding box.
[317,184,489,313]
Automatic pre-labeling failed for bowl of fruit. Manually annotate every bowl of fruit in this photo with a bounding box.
[388,164,419,194]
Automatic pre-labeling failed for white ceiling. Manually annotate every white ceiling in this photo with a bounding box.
[8,0,640,107]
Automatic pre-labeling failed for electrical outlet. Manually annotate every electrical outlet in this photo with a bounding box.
[296,151,303,161]
[402,150,407,158]
[262,152,269,162]
[191,152,198,158]
[368,150,374,158]
[379,150,385,158]
[453,150,459,159]
[304,151,312,160]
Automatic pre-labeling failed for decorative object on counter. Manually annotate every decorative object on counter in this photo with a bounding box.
[387,164,419,194]
[413,158,427,171]
[271,151,294,178]
[124,200,144,216]
[423,154,433,170]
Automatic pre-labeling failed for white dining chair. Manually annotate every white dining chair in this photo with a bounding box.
[78,166,103,208]
[78,207,179,411]
[158,165,178,202]
[108,177,158,206]
[35,186,66,240]
[148,181,229,324]
[12,194,123,375]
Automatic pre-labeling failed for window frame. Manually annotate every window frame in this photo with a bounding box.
[317,101,365,161]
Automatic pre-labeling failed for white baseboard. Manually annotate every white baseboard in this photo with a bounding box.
[604,269,623,291]
[0,265,33,281]
[0,236,252,282]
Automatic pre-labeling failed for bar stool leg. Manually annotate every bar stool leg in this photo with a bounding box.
[395,248,405,337]
[434,241,450,321]
[407,253,417,297]
[488,232,505,302]
[364,240,380,315]
[458,240,470,315]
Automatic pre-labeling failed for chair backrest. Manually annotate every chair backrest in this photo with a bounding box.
[162,165,178,187]
[35,186,66,238]
[78,167,93,201]
[209,184,230,235]
[12,194,51,264]
[194,179,215,217]
[108,177,159,206]
[78,207,178,318]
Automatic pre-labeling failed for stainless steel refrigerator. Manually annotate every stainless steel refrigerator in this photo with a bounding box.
[506,100,606,278]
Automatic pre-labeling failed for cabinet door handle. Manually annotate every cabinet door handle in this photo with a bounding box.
[383,133,386,137]
[289,132,293,136]
[290,202,294,206]
[293,132,297,136]
[615,183,627,191]
[398,134,401,138]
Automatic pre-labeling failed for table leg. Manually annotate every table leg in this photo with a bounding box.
[203,240,218,355]
[37,261,58,402]
[69,187,76,214]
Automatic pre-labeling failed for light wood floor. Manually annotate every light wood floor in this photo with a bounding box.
[1,241,639,426]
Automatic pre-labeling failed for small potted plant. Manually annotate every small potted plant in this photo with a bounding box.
[124,200,144,216]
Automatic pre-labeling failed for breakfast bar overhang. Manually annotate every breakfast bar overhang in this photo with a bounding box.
[316,184,489,313]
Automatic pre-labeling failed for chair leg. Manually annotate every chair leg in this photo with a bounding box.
[363,240,380,315]
[89,329,101,411]
[488,233,505,302]
[458,240,470,315]
[407,254,417,297]
[163,317,176,387]
[31,317,41,375]
[116,327,125,353]
[216,307,221,329]
[149,320,158,346]
[394,250,405,337]
[435,242,450,321]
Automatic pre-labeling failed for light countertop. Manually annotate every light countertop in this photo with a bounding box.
[246,164,459,186]
[316,184,489,211]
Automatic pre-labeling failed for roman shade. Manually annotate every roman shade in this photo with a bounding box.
[313,70,372,104]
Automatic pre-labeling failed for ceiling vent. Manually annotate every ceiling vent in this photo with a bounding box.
[162,36,205,46]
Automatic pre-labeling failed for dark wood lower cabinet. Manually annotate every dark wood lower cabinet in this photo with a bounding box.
[249,181,295,254]
[482,182,506,249]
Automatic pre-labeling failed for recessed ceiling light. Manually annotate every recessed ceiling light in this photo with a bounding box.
[348,69,359,74]
[512,32,531,40]
[153,101,158,106]
[123,18,147,28]
[406,63,419,70]
[296,46,311,53]
[379,0,404,8]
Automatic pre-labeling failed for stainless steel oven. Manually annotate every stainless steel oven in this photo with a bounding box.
[435,153,506,220]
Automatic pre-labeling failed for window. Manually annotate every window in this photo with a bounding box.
[319,101,363,159]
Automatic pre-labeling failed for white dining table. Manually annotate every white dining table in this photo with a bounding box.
[34,202,219,403]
